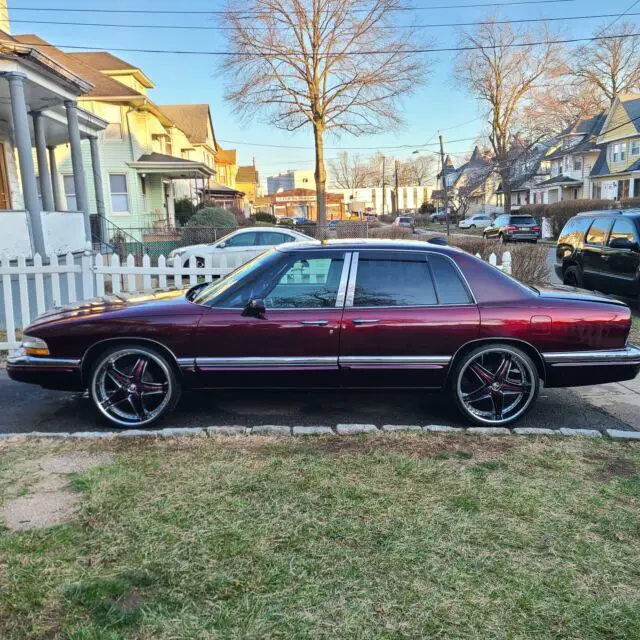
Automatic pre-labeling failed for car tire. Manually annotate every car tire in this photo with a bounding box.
[563,265,583,288]
[451,343,540,427]
[482,232,488,240]
[89,345,181,428]
[469,224,476,229]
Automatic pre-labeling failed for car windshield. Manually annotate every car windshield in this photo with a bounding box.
[188,249,281,306]
[509,216,536,225]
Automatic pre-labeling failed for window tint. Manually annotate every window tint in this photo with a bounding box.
[265,255,344,308]
[257,231,294,246]
[608,219,637,246]
[509,216,536,225]
[353,253,437,307]
[225,232,257,247]
[585,218,613,245]
[428,254,472,304]
[559,216,592,242]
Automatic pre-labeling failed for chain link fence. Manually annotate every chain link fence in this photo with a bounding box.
[101,222,371,262]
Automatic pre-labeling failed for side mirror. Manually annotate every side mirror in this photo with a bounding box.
[218,241,227,249]
[242,298,266,318]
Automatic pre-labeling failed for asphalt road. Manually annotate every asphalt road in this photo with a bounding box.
[0,371,634,434]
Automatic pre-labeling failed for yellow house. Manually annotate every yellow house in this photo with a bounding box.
[235,164,260,206]
[591,93,640,200]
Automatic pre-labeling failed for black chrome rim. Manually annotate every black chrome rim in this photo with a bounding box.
[92,350,171,427]
[457,348,535,425]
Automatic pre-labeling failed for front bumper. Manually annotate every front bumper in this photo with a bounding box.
[7,348,83,390]
[542,345,640,387]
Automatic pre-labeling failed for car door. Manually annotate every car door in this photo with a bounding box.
[582,218,614,291]
[486,215,504,239]
[215,231,260,270]
[339,250,480,388]
[194,249,350,388]
[601,217,640,297]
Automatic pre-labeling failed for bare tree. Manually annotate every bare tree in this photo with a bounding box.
[454,19,561,213]
[329,152,369,189]
[405,155,435,185]
[573,22,640,105]
[221,0,428,224]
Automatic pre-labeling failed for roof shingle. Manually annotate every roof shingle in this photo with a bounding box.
[159,104,211,144]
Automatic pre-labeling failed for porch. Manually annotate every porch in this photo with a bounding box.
[0,36,107,258]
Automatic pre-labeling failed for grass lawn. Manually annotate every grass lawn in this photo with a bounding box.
[1,434,639,639]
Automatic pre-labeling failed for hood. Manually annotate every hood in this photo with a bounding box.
[536,284,628,306]
[27,289,195,328]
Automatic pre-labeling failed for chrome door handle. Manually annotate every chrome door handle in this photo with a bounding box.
[300,320,329,326]
[352,318,380,325]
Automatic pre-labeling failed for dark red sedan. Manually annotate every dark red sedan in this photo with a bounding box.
[7,239,640,428]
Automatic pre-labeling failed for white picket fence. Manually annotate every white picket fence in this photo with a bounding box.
[476,251,512,275]
[0,246,241,350]
[0,247,513,351]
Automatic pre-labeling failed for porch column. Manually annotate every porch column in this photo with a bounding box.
[32,111,54,212]
[88,135,107,242]
[64,100,90,241]
[47,145,63,211]
[5,72,45,255]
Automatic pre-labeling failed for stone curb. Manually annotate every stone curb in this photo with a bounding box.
[1,424,638,441]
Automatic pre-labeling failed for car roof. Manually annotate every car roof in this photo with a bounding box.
[575,209,640,218]
[277,238,464,255]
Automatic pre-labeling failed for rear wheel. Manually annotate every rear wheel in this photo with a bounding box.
[89,346,181,428]
[469,224,476,229]
[563,264,583,288]
[451,344,540,426]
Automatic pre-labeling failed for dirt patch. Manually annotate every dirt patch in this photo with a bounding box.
[586,453,639,481]
[0,452,115,531]
[113,589,146,613]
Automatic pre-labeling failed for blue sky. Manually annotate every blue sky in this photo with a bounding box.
[8,0,635,182]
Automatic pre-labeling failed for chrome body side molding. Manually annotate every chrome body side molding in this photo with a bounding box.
[542,346,640,366]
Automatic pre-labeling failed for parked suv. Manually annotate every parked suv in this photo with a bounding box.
[555,210,640,300]
[483,214,540,243]
[393,216,415,231]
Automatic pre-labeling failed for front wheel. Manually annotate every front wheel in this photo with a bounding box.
[89,345,181,428]
[451,344,540,426]
[469,224,476,229]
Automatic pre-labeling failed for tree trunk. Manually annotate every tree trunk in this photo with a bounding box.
[313,123,327,227]
[500,164,512,214]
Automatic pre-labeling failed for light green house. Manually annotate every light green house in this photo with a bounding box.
[40,49,217,241]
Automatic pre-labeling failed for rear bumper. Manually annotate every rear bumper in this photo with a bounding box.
[542,345,640,387]
[506,232,539,241]
[6,349,84,391]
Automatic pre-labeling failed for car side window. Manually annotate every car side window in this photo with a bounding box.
[428,254,473,304]
[608,219,637,247]
[585,219,613,246]
[224,232,257,247]
[353,252,437,307]
[264,254,345,308]
[257,231,294,246]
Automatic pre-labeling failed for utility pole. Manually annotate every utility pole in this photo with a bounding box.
[394,159,400,215]
[439,133,450,237]
[381,156,386,215]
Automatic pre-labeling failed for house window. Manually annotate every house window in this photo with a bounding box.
[140,176,147,210]
[181,149,190,160]
[612,143,626,163]
[165,138,172,156]
[63,175,77,210]
[631,140,640,156]
[573,156,582,171]
[101,104,123,141]
[592,182,602,199]
[109,174,129,213]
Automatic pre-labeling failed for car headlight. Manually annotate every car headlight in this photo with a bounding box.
[22,335,49,356]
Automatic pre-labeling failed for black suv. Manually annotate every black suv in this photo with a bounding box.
[482,214,540,243]
[555,210,640,300]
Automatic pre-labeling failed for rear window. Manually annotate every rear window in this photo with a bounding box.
[559,216,592,242]
[586,218,613,246]
[399,217,413,223]
[508,216,536,225]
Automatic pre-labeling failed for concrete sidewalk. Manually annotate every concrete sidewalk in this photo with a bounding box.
[571,376,640,430]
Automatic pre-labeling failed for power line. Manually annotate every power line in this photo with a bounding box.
[9,12,640,31]
[21,30,640,57]
[217,136,478,151]
[6,1,577,16]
